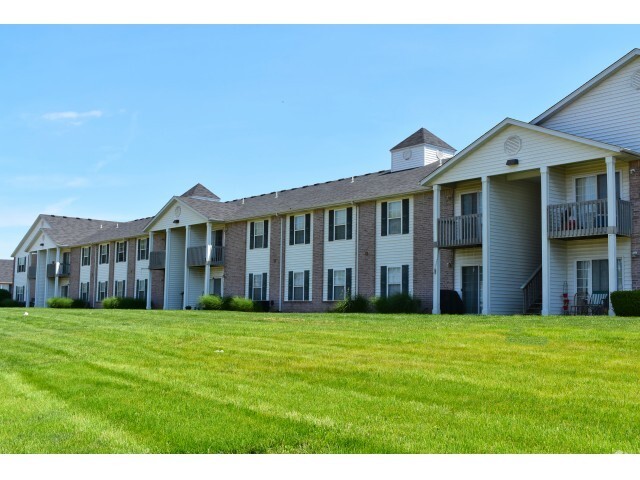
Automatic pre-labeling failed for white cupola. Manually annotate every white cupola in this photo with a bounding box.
[390,127,456,172]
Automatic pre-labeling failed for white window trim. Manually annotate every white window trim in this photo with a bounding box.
[333,208,347,241]
[99,244,109,265]
[333,268,346,301]
[116,241,127,263]
[387,200,403,236]
[575,257,623,294]
[386,265,403,297]
[137,238,149,261]
[292,271,305,301]
[250,273,264,301]
[293,214,306,245]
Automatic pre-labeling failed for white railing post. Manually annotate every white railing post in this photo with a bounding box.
[481,177,490,314]
[433,185,441,314]
[541,167,551,316]
[606,156,617,316]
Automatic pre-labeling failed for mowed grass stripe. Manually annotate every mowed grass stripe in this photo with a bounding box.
[0,309,638,452]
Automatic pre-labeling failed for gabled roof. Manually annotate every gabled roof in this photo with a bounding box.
[181,183,220,201]
[390,127,455,152]
[420,118,640,186]
[0,259,13,284]
[80,217,154,244]
[41,215,119,246]
[531,48,640,125]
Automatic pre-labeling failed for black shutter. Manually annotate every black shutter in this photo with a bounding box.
[327,269,334,301]
[144,279,148,301]
[289,216,294,245]
[328,210,335,242]
[262,273,268,301]
[346,268,352,298]
[402,265,409,295]
[380,266,387,298]
[263,220,269,249]
[106,244,110,263]
[346,207,353,240]
[304,270,310,300]
[88,246,91,265]
[288,271,293,300]
[124,241,127,262]
[249,222,255,250]
[248,274,254,300]
[135,280,139,298]
[305,213,311,244]
[402,199,410,234]
[381,202,388,236]
[137,240,141,260]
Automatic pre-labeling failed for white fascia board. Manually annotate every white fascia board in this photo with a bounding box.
[143,196,208,232]
[11,215,45,257]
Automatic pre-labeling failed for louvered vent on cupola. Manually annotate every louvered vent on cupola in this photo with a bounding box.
[390,127,456,172]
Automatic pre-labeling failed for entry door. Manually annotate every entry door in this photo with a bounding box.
[462,266,482,314]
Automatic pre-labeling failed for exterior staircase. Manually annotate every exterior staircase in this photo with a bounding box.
[521,266,542,315]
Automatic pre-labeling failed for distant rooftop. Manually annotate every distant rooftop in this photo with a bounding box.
[390,127,455,152]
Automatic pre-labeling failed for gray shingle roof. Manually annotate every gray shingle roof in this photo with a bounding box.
[79,217,153,245]
[180,162,445,222]
[181,183,220,200]
[41,215,119,246]
[390,127,455,152]
[0,259,13,284]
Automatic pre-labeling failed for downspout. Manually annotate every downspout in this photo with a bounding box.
[279,215,284,312]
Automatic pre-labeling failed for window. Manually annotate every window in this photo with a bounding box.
[115,280,126,298]
[80,282,89,302]
[60,285,69,298]
[576,173,621,202]
[380,265,409,298]
[329,208,353,242]
[136,279,148,301]
[99,244,109,265]
[248,273,267,301]
[137,239,149,261]
[461,192,482,215]
[116,241,127,263]
[17,257,26,273]
[15,286,25,303]
[576,260,590,294]
[294,215,306,244]
[381,199,409,236]
[327,268,353,301]
[81,247,91,266]
[210,277,222,297]
[289,214,311,245]
[97,281,108,301]
[577,258,623,294]
[250,220,268,249]
[288,270,310,301]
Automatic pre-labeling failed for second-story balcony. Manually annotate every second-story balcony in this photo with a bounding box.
[548,199,632,239]
[437,214,482,249]
[187,245,224,267]
[149,250,166,270]
[46,263,70,278]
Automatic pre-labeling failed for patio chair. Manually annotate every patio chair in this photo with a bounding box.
[572,292,590,315]
[589,292,609,315]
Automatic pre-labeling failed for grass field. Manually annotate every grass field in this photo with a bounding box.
[0,308,638,453]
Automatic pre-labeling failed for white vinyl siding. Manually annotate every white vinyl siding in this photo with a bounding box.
[539,56,640,152]
[285,213,313,301]
[135,237,149,302]
[391,144,455,172]
[166,228,186,310]
[150,201,207,231]
[185,225,207,309]
[246,219,270,300]
[324,206,356,301]
[375,198,413,297]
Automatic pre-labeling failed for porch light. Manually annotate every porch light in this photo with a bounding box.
[173,219,180,224]
[506,159,519,166]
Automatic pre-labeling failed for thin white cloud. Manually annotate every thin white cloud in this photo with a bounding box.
[3,175,91,190]
[41,110,103,123]
[45,197,78,214]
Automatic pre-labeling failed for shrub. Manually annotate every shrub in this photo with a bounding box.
[333,294,371,313]
[371,293,421,314]
[610,291,640,317]
[198,295,224,310]
[0,299,23,308]
[103,297,146,309]
[46,297,74,308]
[71,298,90,309]
[0,289,11,301]
[227,296,256,312]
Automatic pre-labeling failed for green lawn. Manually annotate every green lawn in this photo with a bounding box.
[0,308,638,453]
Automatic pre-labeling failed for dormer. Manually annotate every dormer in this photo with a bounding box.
[390,127,456,172]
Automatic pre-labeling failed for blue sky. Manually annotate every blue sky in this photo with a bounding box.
[2,25,640,258]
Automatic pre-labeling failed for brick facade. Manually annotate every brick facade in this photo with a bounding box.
[440,187,455,291]
[108,241,116,300]
[68,247,81,299]
[630,160,640,290]
[127,239,137,297]
[357,201,376,298]
[412,193,432,312]
[268,216,284,311]
[224,222,247,297]
[151,232,165,309]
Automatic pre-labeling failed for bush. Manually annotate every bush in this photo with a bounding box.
[333,294,371,313]
[103,297,146,309]
[0,299,23,308]
[610,291,640,317]
[371,293,421,314]
[227,296,256,312]
[198,295,224,310]
[47,297,74,308]
[71,298,90,309]
[0,289,11,301]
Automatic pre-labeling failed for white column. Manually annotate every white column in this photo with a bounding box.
[54,247,60,297]
[204,223,212,297]
[481,176,490,315]
[164,228,170,310]
[43,249,50,305]
[183,225,190,309]
[432,184,441,314]
[540,167,551,316]
[147,233,154,310]
[25,253,31,308]
[606,156,617,316]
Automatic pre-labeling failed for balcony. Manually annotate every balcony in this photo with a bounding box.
[187,245,224,267]
[548,199,631,239]
[437,214,482,248]
[27,266,37,280]
[46,263,70,278]
[149,251,166,270]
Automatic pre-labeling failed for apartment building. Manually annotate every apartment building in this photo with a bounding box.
[11,49,640,316]
[0,259,13,294]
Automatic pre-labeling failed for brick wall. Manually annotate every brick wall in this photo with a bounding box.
[269,216,284,311]
[127,238,137,297]
[413,193,432,312]
[108,241,116,299]
[630,160,640,289]
[29,252,37,305]
[68,247,81,299]
[151,232,165,309]
[357,201,376,298]
[440,187,455,291]
[224,222,247,297]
